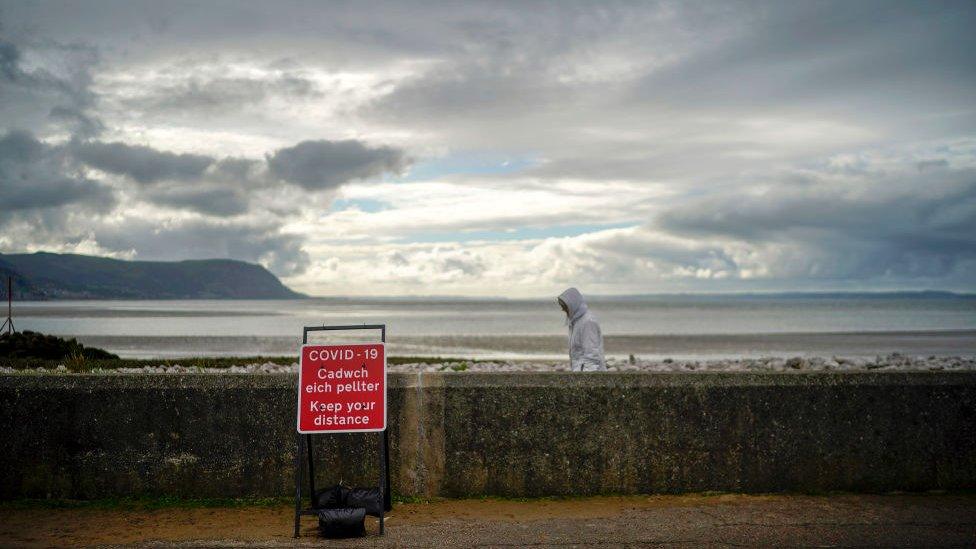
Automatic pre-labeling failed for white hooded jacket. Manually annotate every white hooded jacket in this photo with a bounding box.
[557,288,606,372]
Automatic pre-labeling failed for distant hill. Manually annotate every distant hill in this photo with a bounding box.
[0,252,305,300]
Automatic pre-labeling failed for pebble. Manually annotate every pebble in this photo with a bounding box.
[2,353,975,374]
[786,357,805,369]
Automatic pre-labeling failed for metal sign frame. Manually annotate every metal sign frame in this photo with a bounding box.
[293,324,392,538]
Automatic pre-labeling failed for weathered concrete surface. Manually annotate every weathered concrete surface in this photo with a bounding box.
[1,372,975,499]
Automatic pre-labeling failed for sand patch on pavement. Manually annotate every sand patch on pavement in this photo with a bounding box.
[0,495,776,547]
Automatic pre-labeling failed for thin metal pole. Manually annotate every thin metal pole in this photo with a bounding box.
[294,327,310,538]
[379,430,386,534]
[380,324,388,534]
[303,324,387,333]
[306,434,316,504]
[383,429,392,512]
[293,432,306,538]
[2,276,12,335]
[301,329,317,507]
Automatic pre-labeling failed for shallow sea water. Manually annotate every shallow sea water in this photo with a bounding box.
[11,296,976,360]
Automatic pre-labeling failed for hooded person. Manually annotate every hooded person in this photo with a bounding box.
[557,287,606,372]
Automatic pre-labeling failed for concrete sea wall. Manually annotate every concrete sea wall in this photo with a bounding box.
[1,372,975,499]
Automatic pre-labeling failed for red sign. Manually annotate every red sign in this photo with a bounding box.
[297,343,386,433]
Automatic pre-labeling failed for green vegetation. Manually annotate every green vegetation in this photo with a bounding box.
[0,496,291,511]
[0,330,118,362]
[0,327,477,372]
[389,356,474,366]
[1,494,440,509]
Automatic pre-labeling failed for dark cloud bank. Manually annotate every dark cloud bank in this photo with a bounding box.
[0,123,407,274]
[0,24,407,278]
[0,130,407,274]
[266,140,407,190]
[1,0,974,290]
[654,168,976,284]
[0,130,114,214]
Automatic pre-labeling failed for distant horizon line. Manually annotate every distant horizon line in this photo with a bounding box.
[291,290,976,301]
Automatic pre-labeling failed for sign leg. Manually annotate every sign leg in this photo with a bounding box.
[306,434,316,504]
[379,430,387,535]
[383,428,392,512]
[293,432,306,538]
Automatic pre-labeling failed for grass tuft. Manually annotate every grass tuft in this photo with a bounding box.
[0,496,292,510]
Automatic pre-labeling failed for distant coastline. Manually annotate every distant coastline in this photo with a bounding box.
[0,252,305,300]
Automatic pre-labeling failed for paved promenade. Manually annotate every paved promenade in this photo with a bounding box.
[2,494,974,547]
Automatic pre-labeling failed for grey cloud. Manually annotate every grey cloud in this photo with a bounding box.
[358,6,642,133]
[630,2,976,119]
[0,129,386,274]
[3,1,975,291]
[69,138,405,191]
[586,231,738,275]
[71,140,214,184]
[49,105,105,139]
[0,210,309,277]
[0,130,115,215]
[369,60,568,123]
[0,38,103,138]
[659,174,976,243]
[359,1,976,180]
[441,253,485,277]
[93,218,310,276]
[0,2,625,68]
[142,185,250,216]
[917,159,949,172]
[59,137,405,219]
[266,139,408,190]
[379,246,489,284]
[386,251,409,267]
[0,131,306,275]
[525,226,741,288]
[0,39,19,80]
[130,74,321,114]
[655,168,976,281]
[208,157,263,185]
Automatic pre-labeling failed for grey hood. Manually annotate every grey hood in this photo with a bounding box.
[558,287,588,324]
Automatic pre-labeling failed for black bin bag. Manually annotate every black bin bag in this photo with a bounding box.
[314,484,350,509]
[317,507,366,538]
[347,487,384,517]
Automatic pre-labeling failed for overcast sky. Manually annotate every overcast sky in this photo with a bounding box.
[1,1,974,296]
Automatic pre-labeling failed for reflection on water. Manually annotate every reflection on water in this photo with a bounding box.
[11,296,976,359]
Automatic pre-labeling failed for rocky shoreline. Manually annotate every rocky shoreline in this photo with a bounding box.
[2,353,974,374]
